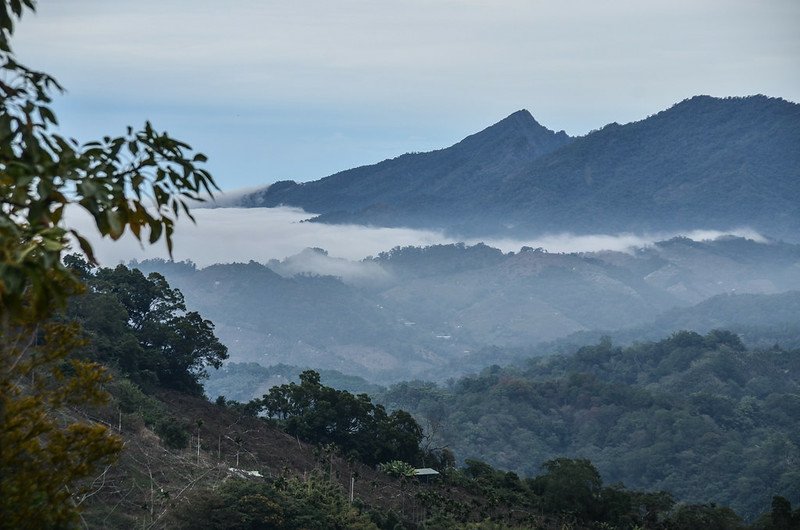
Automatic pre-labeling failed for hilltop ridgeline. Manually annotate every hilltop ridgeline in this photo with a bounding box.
[237,96,800,241]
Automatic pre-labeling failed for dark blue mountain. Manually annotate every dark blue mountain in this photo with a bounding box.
[238,96,800,240]
[238,109,572,233]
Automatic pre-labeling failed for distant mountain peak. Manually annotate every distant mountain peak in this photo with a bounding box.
[453,108,568,153]
[483,108,551,134]
[501,108,537,124]
[236,96,800,242]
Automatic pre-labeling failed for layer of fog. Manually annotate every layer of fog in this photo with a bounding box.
[268,248,392,286]
[68,206,447,268]
[68,206,767,279]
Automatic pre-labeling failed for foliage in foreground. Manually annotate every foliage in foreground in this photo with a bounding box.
[167,456,800,529]
[0,318,123,529]
[0,1,218,525]
[237,370,430,467]
[67,257,228,396]
[169,474,377,530]
[208,371,779,528]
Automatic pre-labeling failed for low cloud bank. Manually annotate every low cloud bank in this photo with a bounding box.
[474,228,767,255]
[66,206,768,269]
[66,207,448,267]
[268,248,392,285]
[194,186,267,208]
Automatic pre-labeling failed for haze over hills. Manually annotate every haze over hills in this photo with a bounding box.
[236,95,800,241]
[137,236,800,383]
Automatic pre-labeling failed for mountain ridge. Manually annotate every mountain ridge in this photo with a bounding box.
[237,108,573,225]
[236,95,800,240]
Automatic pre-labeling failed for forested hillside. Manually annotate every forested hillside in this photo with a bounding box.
[138,237,800,382]
[381,331,800,520]
[205,362,384,403]
[57,261,787,529]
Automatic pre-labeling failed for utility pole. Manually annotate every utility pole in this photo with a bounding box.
[195,419,204,466]
[349,474,354,503]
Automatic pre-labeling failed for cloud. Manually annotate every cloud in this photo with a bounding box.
[198,186,268,208]
[474,228,767,255]
[66,206,451,267]
[18,0,800,120]
[268,248,392,286]
[66,206,768,269]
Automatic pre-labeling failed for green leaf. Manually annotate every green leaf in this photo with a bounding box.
[69,230,97,264]
[148,221,162,244]
[41,236,62,252]
[106,210,123,239]
[39,105,57,125]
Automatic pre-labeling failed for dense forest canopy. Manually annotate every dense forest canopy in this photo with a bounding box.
[380,331,800,520]
[66,257,228,395]
[206,366,800,529]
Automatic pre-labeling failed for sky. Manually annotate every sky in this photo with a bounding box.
[13,0,800,192]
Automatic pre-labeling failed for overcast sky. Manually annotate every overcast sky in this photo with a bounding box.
[14,0,800,191]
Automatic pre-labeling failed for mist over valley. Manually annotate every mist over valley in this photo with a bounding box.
[108,95,800,387]
[137,235,800,384]
[89,97,800,523]
[7,1,800,526]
